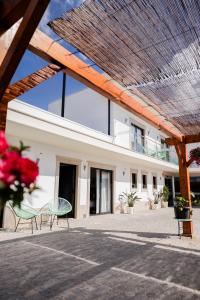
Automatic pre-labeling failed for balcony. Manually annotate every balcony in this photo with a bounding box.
[131,135,178,165]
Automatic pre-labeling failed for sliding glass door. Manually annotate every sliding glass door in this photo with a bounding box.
[90,168,112,214]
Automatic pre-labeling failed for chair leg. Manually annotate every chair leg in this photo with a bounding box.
[50,215,55,231]
[40,214,42,230]
[15,218,21,232]
[35,217,38,230]
[67,216,69,230]
[31,219,33,234]
[50,215,52,231]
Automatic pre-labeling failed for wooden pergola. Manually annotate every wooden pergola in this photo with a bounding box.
[1,0,200,236]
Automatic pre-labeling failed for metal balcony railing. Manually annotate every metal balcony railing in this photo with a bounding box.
[131,135,178,164]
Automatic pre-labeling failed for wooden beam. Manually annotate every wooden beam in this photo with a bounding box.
[0,0,50,101]
[27,29,182,141]
[166,134,200,146]
[2,64,62,104]
[0,101,7,130]
[165,137,181,146]
[175,143,193,237]
[0,0,29,36]
[184,135,200,144]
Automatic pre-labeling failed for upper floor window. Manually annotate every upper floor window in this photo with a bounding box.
[153,175,157,190]
[132,172,137,189]
[161,138,169,161]
[131,123,145,153]
[142,174,147,189]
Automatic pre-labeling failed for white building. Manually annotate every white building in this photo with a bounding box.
[4,80,200,220]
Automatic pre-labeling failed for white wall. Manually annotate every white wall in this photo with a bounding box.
[48,85,174,158]
[6,133,166,218]
[48,88,109,135]
[112,102,168,150]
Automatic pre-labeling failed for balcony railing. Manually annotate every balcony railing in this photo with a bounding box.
[131,135,178,164]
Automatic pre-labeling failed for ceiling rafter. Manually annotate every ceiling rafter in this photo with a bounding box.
[2,64,62,104]
[0,0,50,102]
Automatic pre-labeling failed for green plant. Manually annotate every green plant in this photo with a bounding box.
[120,192,141,207]
[175,196,189,211]
[162,186,170,202]
[153,192,159,204]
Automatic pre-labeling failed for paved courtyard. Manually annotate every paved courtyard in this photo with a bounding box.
[1,208,200,299]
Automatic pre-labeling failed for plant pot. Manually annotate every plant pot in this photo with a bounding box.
[161,201,168,208]
[127,207,134,214]
[174,206,190,219]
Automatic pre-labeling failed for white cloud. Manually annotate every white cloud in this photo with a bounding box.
[39,0,87,37]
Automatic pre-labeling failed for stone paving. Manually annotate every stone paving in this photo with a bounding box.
[1,208,200,299]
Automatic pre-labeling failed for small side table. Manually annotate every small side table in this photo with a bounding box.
[176,219,192,238]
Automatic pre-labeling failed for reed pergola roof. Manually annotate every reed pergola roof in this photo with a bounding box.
[49,0,200,135]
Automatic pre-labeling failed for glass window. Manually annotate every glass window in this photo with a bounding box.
[142,174,147,189]
[131,124,145,153]
[153,176,157,190]
[64,76,109,134]
[132,172,137,189]
[12,50,62,116]
[161,138,170,161]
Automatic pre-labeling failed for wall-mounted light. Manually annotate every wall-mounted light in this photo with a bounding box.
[36,152,43,164]
[83,165,87,171]
[123,171,125,176]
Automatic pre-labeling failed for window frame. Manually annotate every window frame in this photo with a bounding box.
[152,175,157,190]
[131,172,138,189]
[142,173,147,190]
[130,122,145,152]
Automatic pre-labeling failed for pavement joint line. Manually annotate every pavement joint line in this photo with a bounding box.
[107,236,146,245]
[23,241,100,266]
[112,267,200,296]
[154,245,200,256]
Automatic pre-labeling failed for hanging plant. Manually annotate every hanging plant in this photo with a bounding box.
[190,147,200,165]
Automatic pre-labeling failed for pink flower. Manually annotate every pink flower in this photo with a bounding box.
[0,131,9,153]
[0,151,20,184]
[18,158,39,186]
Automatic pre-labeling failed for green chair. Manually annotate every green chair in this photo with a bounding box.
[41,198,72,230]
[9,201,40,234]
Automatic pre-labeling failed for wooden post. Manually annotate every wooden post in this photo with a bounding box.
[0,102,7,228]
[175,142,193,237]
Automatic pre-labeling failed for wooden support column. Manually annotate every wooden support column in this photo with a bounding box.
[175,142,193,237]
[0,102,7,130]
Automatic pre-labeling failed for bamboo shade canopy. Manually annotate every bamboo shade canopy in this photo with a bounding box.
[49,0,200,135]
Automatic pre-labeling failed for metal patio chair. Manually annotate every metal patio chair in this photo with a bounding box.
[9,201,40,234]
[40,198,72,231]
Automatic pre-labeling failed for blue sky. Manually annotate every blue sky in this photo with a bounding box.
[11,0,102,111]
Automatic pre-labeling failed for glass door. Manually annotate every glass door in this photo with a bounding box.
[90,168,112,214]
[100,170,112,213]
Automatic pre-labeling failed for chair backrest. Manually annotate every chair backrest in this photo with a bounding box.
[49,198,72,214]
[9,201,37,219]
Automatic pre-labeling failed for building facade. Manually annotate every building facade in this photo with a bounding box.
[4,77,200,221]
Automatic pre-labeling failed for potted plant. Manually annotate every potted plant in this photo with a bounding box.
[120,192,140,214]
[190,147,200,165]
[161,186,170,208]
[153,192,159,209]
[174,196,191,219]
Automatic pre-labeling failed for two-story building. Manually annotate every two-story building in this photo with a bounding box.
[4,73,188,220]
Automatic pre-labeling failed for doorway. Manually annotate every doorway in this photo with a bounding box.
[165,176,174,207]
[58,163,76,217]
[90,168,112,215]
